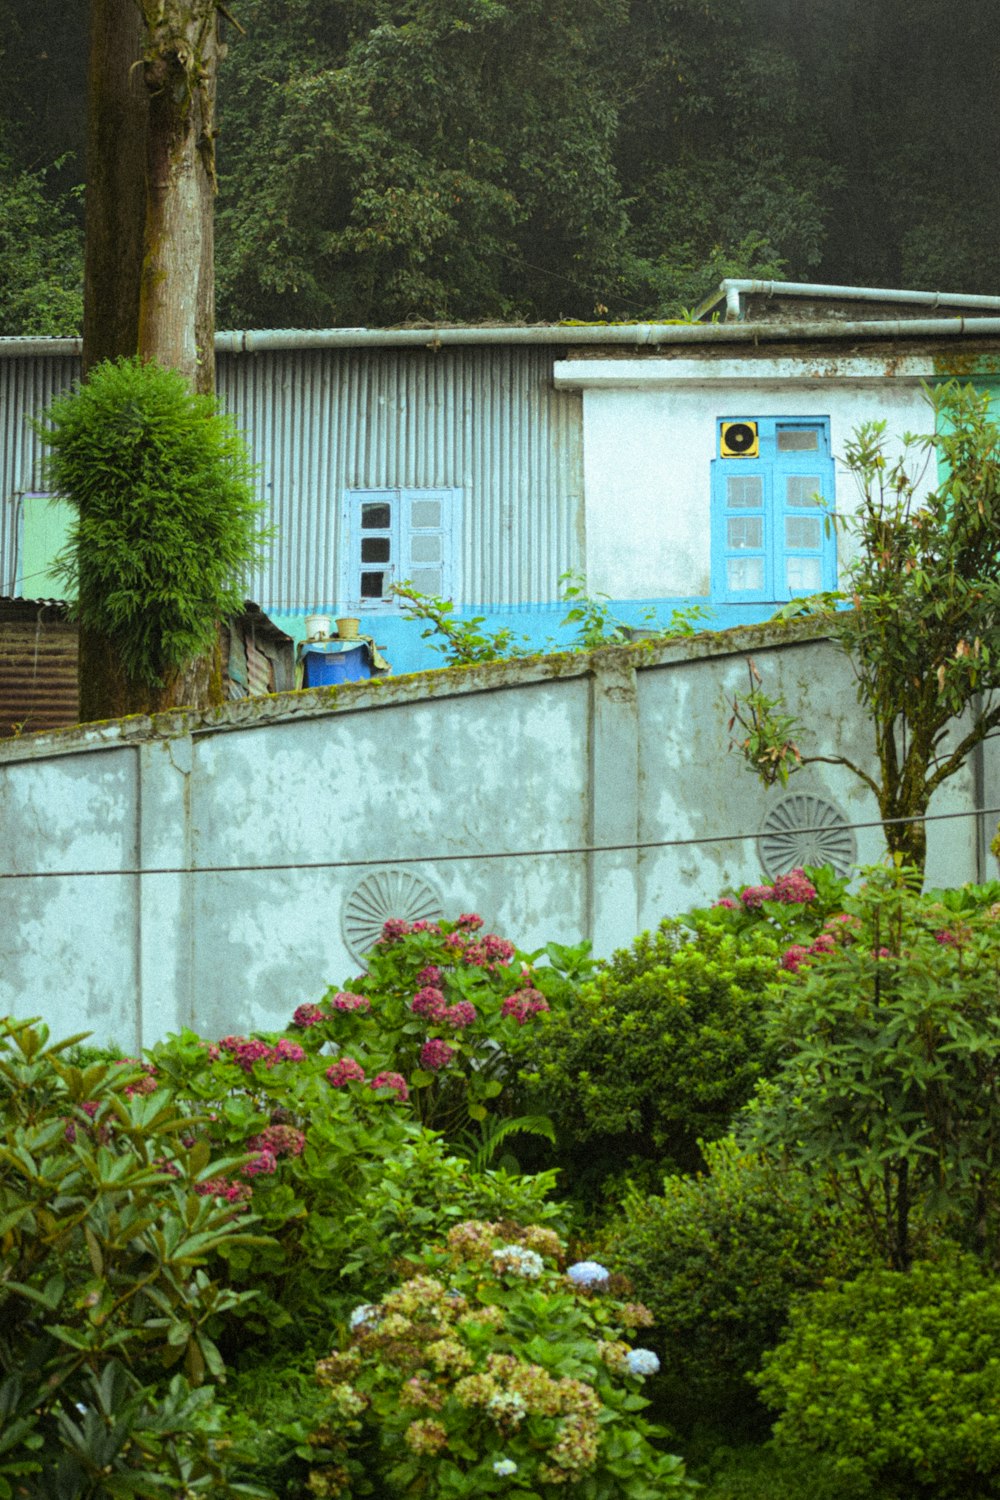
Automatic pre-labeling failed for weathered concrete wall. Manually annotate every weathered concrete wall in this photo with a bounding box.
[0,621,991,1047]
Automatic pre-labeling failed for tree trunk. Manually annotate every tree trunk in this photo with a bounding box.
[80,0,224,719]
[83,0,147,376]
[137,0,218,394]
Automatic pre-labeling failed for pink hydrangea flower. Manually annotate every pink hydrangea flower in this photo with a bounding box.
[410,919,440,934]
[115,1059,159,1098]
[370,1071,409,1103]
[779,944,811,973]
[330,991,371,1013]
[501,989,550,1025]
[444,1001,477,1029]
[809,931,837,955]
[417,965,443,986]
[195,1178,253,1205]
[271,1039,306,1065]
[326,1057,366,1087]
[412,986,450,1022]
[771,868,818,904]
[740,885,775,910]
[242,1149,278,1177]
[934,929,957,946]
[457,913,484,930]
[381,918,411,942]
[419,1038,456,1071]
[292,1002,324,1028]
[247,1124,306,1157]
[713,897,738,910]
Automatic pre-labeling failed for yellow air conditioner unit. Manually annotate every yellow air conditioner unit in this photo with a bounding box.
[720,421,759,458]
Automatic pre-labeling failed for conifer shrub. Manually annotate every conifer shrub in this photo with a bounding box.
[755,1253,1000,1498]
[519,912,786,1197]
[36,355,268,689]
[604,1139,872,1428]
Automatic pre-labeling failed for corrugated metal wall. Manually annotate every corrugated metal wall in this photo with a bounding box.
[0,354,81,596]
[218,343,584,612]
[0,343,586,612]
[0,601,78,737]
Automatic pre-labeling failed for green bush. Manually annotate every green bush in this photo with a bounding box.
[304,1219,695,1499]
[36,355,268,689]
[755,1253,1000,1498]
[603,1139,871,1426]
[0,1017,269,1499]
[520,912,785,1197]
[746,865,1000,1269]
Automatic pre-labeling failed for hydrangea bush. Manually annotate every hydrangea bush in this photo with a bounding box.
[305,1220,695,1499]
[288,914,587,1141]
[147,1012,563,1354]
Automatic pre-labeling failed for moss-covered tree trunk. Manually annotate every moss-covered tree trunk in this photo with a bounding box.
[137,0,218,395]
[81,0,225,719]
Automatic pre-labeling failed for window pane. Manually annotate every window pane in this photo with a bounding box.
[726,475,763,508]
[361,536,391,563]
[787,556,822,592]
[777,428,819,451]
[361,503,392,529]
[727,517,762,550]
[787,476,821,507]
[785,516,821,549]
[410,568,443,594]
[361,570,387,598]
[727,557,764,591]
[411,500,442,529]
[411,535,442,563]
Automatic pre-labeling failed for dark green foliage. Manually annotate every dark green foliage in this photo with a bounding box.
[521,913,783,1198]
[0,1017,269,1498]
[0,141,82,336]
[755,1253,1000,1498]
[605,1139,872,1427]
[746,865,1000,1269]
[35,357,268,690]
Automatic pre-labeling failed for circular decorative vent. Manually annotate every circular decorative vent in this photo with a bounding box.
[341,866,443,963]
[758,793,856,880]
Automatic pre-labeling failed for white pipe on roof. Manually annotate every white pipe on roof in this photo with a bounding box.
[3,315,1000,358]
[717,279,1000,321]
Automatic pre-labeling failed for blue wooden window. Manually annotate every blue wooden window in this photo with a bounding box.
[711,419,836,603]
[341,488,461,611]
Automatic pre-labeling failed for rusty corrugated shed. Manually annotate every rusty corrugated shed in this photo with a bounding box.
[0,598,78,738]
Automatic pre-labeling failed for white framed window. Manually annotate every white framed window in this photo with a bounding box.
[340,488,461,611]
[710,418,836,603]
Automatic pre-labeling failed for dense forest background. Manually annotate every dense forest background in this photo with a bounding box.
[1,0,997,334]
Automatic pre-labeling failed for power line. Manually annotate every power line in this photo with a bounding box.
[1,803,997,882]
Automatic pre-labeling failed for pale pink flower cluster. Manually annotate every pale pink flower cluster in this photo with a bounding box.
[740,867,817,909]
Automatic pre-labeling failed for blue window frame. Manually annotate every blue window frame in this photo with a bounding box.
[711,418,836,603]
[340,487,461,613]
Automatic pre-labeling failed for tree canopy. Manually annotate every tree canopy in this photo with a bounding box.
[0,0,997,333]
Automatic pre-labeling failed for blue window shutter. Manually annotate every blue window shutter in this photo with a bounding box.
[711,419,835,604]
[341,488,461,611]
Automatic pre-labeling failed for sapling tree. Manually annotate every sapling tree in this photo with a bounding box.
[731,382,1000,876]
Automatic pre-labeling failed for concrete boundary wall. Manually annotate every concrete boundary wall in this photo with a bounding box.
[0,620,990,1047]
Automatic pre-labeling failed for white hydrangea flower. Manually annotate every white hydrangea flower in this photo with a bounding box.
[492,1244,545,1279]
[566,1260,610,1288]
[493,1457,518,1476]
[349,1302,381,1331]
[625,1347,660,1376]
